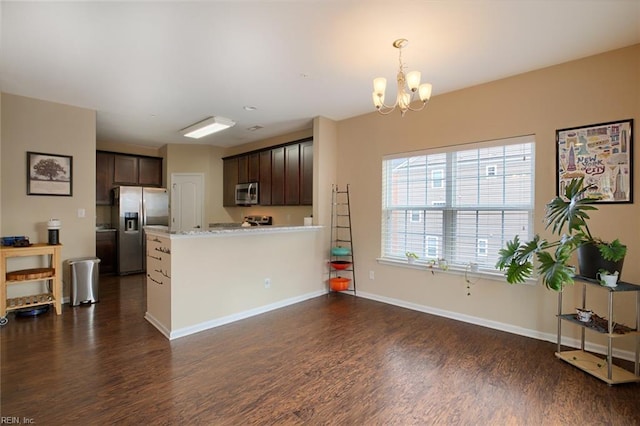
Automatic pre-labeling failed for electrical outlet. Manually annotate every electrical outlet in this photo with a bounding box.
[264,278,271,288]
[369,270,375,280]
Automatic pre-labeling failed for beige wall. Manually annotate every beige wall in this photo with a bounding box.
[1,93,96,297]
[97,140,162,158]
[336,44,640,352]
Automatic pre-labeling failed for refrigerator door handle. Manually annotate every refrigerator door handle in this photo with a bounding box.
[141,197,146,228]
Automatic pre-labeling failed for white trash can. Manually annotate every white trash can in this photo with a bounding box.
[67,257,101,306]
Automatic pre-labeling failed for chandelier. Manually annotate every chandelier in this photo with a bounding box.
[372,39,432,116]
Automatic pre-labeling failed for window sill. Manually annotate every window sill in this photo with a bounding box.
[375,258,538,285]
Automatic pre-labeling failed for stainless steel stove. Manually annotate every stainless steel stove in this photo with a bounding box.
[209,215,272,229]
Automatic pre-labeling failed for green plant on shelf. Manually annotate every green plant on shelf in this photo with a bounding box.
[496,177,627,291]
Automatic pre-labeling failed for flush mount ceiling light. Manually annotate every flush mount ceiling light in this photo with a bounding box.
[182,116,236,139]
[372,38,432,116]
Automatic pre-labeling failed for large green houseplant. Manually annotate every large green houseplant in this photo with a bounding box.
[496,178,626,291]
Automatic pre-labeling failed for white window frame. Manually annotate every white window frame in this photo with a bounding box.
[381,135,535,272]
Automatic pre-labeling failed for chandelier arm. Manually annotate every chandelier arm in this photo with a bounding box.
[375,106,397,115]
[405,101,428,112]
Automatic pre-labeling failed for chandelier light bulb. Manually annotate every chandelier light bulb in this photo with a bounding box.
[373,77,387,96]
[418,83,432,102]
[406,71,421,91]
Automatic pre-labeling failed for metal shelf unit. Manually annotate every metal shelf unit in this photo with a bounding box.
[556,276,640,385]
[329,184,356,294]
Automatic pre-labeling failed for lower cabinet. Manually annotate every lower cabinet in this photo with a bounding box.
[96,231,117,275]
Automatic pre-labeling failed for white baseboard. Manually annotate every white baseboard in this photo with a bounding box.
[144,312,171,339]
[149,290,327,340]
[356,291,638,363]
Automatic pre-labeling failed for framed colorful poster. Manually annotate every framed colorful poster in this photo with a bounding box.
[556,119,633,203]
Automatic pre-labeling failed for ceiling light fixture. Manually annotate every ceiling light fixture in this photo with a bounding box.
[182,116,236,139]
[372,38,432,116]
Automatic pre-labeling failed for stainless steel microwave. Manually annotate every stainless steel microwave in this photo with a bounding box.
[235,182,258,205]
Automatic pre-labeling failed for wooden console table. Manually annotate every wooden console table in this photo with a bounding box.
[0,243,62,323]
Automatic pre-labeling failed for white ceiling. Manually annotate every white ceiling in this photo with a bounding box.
[2,1,639,148]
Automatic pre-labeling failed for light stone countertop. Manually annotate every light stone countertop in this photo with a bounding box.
[144,225,323,239]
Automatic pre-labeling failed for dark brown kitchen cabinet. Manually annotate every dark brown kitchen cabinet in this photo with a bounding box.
[271,147,285,205]
[113,155,139,185]
[248,153,260,183]
[223,157,239,207]
[96,231,116,275]
[138,157,163,186]
[300,141,313,205]
[221,138,312,207]
[96,152,115,205]
[97,151,163,205]
[237,155,249,183]
[285,144,300,205]
[259,150,272,205]
[113,154,162,187]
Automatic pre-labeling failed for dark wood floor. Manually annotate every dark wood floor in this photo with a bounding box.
[2,274,639,425]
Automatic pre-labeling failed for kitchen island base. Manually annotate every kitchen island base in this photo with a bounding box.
[145,226,325,339]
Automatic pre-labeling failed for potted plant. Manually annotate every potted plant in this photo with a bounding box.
[596,269,619,287]
[496,177,626,291]
[406,252,419,264]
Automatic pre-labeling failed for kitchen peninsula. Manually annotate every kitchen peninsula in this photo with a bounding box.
[144,225,325,339]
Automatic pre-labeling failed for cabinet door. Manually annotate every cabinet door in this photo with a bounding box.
[285,144,300,205]
[259,150,272,205]
[223,157,239,207]
[96,151,115,205]
[113,155,138,185]
[248,153,260,183]
[96,232,117,275]
[237,155,249,183]
[138,157,163,187]
[271,147,285,205]
[300,141,313,205]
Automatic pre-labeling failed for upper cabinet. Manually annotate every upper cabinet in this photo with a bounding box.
[113,154,138,185]
[222,138,313,207]
[96,151,163,205]
[96,152,115,205]
[138,157,163,186]
[300,141,313,206]
[284,144,300,205]
[223,157,239,207]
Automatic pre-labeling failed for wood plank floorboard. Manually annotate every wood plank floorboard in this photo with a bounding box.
[1,274,639,425]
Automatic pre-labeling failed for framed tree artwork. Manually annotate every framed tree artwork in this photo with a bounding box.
[27,151,73,196]
[556,119,633,203]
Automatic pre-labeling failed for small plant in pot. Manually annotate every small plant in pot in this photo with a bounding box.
[406,252,419,264]
[496,177,626,291]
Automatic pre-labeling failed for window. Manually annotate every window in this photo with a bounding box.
[426,236,439,258]
[431,169,444,188]
[477,238,488,256]
[381,136,535,271]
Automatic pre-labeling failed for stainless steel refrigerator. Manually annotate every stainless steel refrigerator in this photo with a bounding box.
[112,186,168,275]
